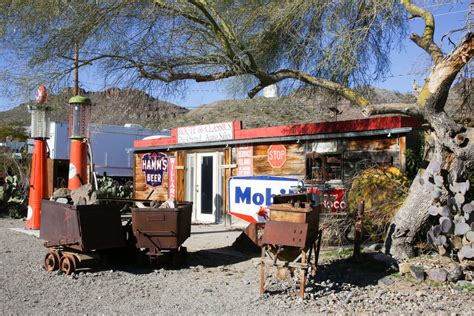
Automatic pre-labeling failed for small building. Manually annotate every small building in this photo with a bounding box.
[133,116,421,224]
[47,121,169,177]
[43,122,169,195]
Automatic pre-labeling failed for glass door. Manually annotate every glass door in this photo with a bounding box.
[195,152,218,222]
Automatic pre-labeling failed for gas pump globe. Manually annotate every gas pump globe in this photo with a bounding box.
[67,95,91,190]
[30,104,51,138]
[26,85,51,230]
[69,95,91,139]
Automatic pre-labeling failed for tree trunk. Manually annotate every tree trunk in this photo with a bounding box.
[384,142,467,260]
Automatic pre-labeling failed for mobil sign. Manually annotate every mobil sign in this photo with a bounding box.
[228,176,298,223]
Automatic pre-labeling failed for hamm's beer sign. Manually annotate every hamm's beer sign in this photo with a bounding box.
[228,176,298,223]
[142,152,168,187]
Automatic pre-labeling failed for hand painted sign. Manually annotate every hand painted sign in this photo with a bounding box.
[177,122,234,143]
[168,156,177,200]
[236,145,253,176]
[228,176,298,223]
[142,152,168,187]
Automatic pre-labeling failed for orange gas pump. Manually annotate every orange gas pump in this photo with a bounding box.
[67,96,91,190]
[26,85,50,229]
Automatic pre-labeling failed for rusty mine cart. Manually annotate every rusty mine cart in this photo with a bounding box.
[40,200,192,274]
[259,193,322,299]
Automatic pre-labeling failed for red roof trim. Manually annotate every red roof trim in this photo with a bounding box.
[134,116,419,148]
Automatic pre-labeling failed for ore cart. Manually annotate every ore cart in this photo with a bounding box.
[40,200,127,275]
[131,201,193,265]
[259,193,322,298]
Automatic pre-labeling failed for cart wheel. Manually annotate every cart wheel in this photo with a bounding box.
[44,252,60,272]
[60,255,77,275]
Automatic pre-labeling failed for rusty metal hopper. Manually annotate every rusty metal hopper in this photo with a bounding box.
[131,201,192,255]
[40,200,126,252]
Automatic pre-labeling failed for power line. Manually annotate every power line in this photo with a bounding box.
[433,9,469,17]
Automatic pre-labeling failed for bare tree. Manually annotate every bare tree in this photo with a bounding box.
[0,0,472,259]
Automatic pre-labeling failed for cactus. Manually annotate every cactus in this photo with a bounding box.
[97,176,133,199]
[0,175,27,218]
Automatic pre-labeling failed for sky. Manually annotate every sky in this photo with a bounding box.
[0,1,471,111]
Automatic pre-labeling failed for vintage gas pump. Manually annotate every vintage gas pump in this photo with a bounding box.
[67,95,91,190]
[26,85,50,229]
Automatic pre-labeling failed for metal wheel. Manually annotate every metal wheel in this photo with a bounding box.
[44,252,60,272]
[59,255,77,275]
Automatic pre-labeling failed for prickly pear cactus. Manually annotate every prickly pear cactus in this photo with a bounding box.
[97,176,133,199]
[423,161,473,261]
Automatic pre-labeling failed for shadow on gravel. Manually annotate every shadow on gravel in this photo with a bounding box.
[310,253,395,291]
[184,246,259,268]
[68,244,259,275]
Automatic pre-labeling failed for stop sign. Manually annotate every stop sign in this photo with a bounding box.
[267,144,287,168]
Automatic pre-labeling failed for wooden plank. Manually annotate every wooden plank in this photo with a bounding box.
[252,143,305,177]
[133,151,175,201]
[224,148,231,213]
[344,138,398,151]
[176,151,185,201]
[399,136,406,172]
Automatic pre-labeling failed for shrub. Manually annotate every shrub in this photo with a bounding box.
[348,166,410,242]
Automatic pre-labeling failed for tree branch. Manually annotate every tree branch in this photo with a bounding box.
[153,0,210,27]
[361,103,421,117]
[417,32,473,110]
[248,69,370,106]
[401,0,444,64]
[187,0,258,72]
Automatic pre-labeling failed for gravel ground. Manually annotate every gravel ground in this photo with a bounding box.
[1,216,473,314]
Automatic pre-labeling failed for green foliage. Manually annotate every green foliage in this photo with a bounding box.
[0,0,406,100]
[97,176,133,199]
[464,166,474,202]
[0,124,28,141]
[0,175,27,218]
[405,133,425,181]
[348,166,410,242]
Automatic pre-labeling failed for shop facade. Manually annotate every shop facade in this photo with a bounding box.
[133,116,420,224]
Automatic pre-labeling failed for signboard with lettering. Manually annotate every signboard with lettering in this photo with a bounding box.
[236,145,253,176]
[228,176,298,223]
[141,152,168,187]
[177,122,234,144]
[267,144,287,168]
[308,186,348,212]
[168,156,177,200]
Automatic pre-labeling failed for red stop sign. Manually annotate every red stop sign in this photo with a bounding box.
[267,144,287,168]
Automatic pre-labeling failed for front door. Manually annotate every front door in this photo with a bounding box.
[195,152,218,222]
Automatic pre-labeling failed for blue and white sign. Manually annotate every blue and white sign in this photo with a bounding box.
[228,176,298,223]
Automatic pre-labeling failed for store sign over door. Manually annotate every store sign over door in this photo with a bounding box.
[177,122,234,143]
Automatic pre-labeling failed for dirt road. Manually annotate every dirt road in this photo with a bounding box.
[1,217,473,314]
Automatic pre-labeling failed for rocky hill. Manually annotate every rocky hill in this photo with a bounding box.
[165,87,417,129]
[0,82,471,130]
[0,87,189,128]
[165,82,471,129]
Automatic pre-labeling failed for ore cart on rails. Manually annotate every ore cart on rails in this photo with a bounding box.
[259,193,322,299]
[40,200,192,274]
